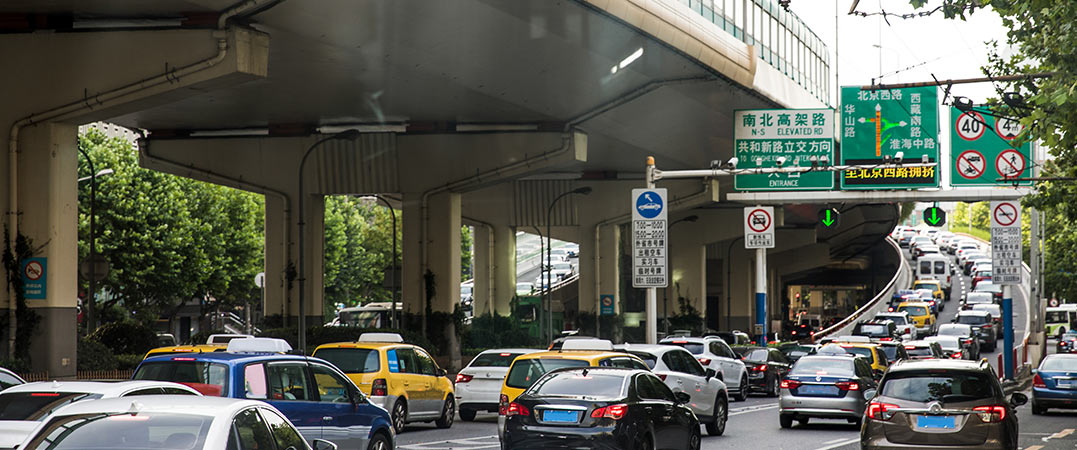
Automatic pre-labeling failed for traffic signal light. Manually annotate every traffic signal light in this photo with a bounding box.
[923,206,946,227]
[818,207,841,228]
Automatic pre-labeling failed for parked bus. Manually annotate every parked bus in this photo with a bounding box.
[1046,304,1077,338]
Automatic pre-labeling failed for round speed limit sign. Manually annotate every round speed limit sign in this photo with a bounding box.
[995,117,1023,140]
[955,111,986,141]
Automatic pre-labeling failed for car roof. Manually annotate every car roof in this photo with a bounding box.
[898,301,931,307]
[793,355,856,365]
[47,395,265,418]
[956,310,991,317]
[615,344,688,355]
[515,350,639,361]
[475,348,543,355]
[889,358,992,373]
[902,340,936,347]
[316,341,418,350]
[142,352,315,365]
[2,381,199,396]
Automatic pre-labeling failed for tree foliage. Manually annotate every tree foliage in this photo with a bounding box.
[322,196,400,314]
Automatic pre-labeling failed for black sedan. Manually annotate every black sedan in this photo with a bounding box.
[733,346,793,396]
[501,367,701,450]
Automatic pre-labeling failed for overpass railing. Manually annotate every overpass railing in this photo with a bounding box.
[813,237,908,341]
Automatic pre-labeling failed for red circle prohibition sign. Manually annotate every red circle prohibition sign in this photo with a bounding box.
[996,150,1026,179]
[956,150,986,180]
[747,209,772,233]
[24,261,43,281]
[993,203,1018,227]
[955,111,986,141]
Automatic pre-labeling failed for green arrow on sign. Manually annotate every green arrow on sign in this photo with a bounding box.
[818,208,840,228]
[927,209,939,225]
[823,210,835,226]
[923,207,946,227]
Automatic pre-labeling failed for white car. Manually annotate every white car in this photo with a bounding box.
[515,282,534,296]
[455,349,541,421]
[549,262,574,280]
[658,336,749,401]
[617,344,729,436]
[873,312,917,340]
[0,381,201,448]
[0,368,24,392]
[14,396,338,450]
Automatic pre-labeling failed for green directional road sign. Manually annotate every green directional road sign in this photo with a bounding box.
[950,107,1033,186]
[923,206,946,227]
[818,207,841,229]
[733,108,835,191]
[839,86,939,190]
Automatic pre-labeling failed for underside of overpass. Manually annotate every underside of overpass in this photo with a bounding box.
[0,0,896,373]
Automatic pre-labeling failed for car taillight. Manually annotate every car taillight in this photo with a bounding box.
[697,358,712,366]
[499,394,509,415]
[1033,374,1046,388]
[780,379,800,389]
[880,337,893,341]
[657,374,667,381]
[504,402,530,417]
[905,345,916,349]
[835,381,860,391]
[888,307,895,312]
[972,405,1006,423]
[591,404,628,420]
[951,352,962,358]
[372,378,388,396]
[866,402,900,421]
[981,324,992,329]
[753,364,768,372]
[455,374,473,383]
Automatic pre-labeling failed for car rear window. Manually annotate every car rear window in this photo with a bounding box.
[0,392,100,421]
[879,346,899,362]
[742,349,769,363]
[527,372,625,399]
[133,361,229,397]
[1041,357,1077,371]
[505,359,589,389]
[898,306,927,316]
[838,346,875,363]
[956,315,989,325]
[790,359,854,377]
[24,412,213,450]
[469,352,525,368]
[855,324,888,336]
[663,341,705,355]
[905,346,935,357]
[880,371,999,403]
[876,315,907,325]
[934,261,947,273]
[312,348,380,373]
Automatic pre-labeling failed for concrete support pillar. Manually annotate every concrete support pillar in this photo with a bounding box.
[725,246,755,331]
[15,123,78,376]
[263,194,291,324]
[598,225,621,313]
[299,195,325,325]
[491,225,516,316]
[472,225,493,316]
[402,192,461,315]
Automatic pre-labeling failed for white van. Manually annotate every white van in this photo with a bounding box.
[916,254,951,291]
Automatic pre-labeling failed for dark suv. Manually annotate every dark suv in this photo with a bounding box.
[953,310,998,352]
[861,359,1026,450]
[852,320,900,342]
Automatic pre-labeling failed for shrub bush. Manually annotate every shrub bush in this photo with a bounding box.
[89,322,158,356]
[464,313,538,352]
[115,354,144,370]
[0,358,31,373]
[78,338,117,371]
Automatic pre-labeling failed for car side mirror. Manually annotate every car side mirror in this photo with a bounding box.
[674,392,692,404]
[705,368,720,381]
[1009,393,1028,407]
[312,439,338,450]
[1031,369,1038,375]
[437,368,448,377]
[864,389,877,401]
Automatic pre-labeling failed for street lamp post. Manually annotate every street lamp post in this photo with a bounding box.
[297,130,361,354]
[361,195,398,328]
[545,187,591,343]
[665,215,699,335]
[76,147,113,334]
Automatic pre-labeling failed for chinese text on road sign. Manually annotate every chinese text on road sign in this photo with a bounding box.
[990,201,1021,285]
[840,86,939,189]
[733,108,835,191]
[744,206,775,249]
[632,188,667,288]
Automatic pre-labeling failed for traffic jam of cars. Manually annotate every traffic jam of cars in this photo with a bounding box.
[0,228,1071,450]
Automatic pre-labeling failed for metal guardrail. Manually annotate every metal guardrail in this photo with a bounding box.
[814,237,908,341]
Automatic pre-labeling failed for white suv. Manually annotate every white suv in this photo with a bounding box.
[659,336,749,401]
[874,311,917,340]
[618,344,729,436]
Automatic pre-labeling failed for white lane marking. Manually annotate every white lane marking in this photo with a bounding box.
[1041,428,1075,442]
[398,435,500,450]
[812,437,859,450]
[823,438,848,444]
[729,403,779,416]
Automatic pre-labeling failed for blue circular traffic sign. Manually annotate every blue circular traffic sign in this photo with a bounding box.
[635,191,664,219]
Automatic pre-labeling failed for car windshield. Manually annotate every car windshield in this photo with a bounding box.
[965,294,993,304]
[855,324,888,336]
[938,326,969,337]
[1041,357,1077,371]
[880,371,999,403]
[975,284,1002,293]
[837,346,874,362]
[905,346,935,357]
[956,315,989,325]
[469,352,525,368]
[527,372,625,399]
[927,337,961,351]
[505,359,589,389]
[663,341,704,355]
[0,392,101,421]
[789,359,854,377]
[898,305,928,316]
[312,348,380,373]
[913,283,937,291]
[133,361,229,397]
[879,346,900,362]
[552,263,571,271]
[23,412,213,450]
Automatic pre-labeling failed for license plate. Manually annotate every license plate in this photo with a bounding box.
[1058,379,1075,388]
[916,415,956,429]
[798,385,838,396]
[543,410,579,423]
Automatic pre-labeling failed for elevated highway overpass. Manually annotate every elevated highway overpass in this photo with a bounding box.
[1,0,906,374]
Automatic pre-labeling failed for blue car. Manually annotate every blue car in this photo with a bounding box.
[1031,354,1077,414]
[132,338,395,449]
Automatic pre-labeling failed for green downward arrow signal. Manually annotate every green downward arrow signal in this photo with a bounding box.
[822,209,835,227]
[927,208,940,225]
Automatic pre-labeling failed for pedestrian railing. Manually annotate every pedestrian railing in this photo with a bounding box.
[813,237,907,341]
[18,369,134,382]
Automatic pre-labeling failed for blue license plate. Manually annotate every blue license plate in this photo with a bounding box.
[1057,379,1075,388]
[798,385,838,396]
[543,410,579,423]
[916,415,956,429]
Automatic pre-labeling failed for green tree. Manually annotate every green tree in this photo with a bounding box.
[77,130,264,327]
[322,197,400,315]
[461,226,473,280]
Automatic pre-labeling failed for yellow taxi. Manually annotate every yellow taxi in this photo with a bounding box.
[498,339,648,407]
[312,332,455,433]
[912,279,945,301]
[142,344,227,360]
[897,301,936,335]
[827,338,890,376]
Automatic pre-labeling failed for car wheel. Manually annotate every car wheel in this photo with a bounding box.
[705,394,727,436]
[367,433,391,450]
[733,375,749,401]
[767,376,780,397]
[459,407,477,422]
[435,396,455,428]
[391,400,407,433]
[688,427,701,450]
[797,417,809,426]
[779,414,793,428]
[850,417,862,428]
